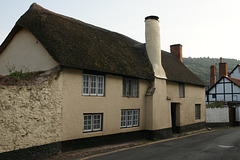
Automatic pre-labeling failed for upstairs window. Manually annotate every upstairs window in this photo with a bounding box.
[83,74,104,96]
[179,83,185,98]
[123,78,139,97]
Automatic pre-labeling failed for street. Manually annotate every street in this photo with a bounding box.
[86,127,240,160]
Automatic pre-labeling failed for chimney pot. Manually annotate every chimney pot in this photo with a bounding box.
[210,65,216,87]
[145,16,159,21]
[170,44,183,62]
[219,58,227,79]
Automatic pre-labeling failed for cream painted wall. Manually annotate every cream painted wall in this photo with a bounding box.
[152,78,171,130]
[61,70,205,141]
[167,81,206,126]
[145,78,172,131]
[0,29,59,75]
[61,68,149,141]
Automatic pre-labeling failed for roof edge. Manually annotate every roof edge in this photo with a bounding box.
[0,26,22,54]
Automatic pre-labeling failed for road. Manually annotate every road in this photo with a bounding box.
[86,127,240,160]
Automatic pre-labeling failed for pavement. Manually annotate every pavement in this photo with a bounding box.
[44,128,217,160]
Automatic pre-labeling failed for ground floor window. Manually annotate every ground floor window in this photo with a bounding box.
[121,109,139,128]
[83,113,102,132]
[195,104,201,120]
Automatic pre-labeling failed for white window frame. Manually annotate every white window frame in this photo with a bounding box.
[90,75,97,96]
[121,110,127,127]
[82,74,90,95]
[133,110,139,126]
[82,74,104,96]
[97,76,104,96]
[83,114,92,132]
[121,109,139,128]
[83,114,102,132]
[127,110,133,127]
[123,78,139,98]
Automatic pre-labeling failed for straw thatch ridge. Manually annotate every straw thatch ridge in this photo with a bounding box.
[13,3,155,80]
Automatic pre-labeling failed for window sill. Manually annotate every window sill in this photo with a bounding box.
[122,96,139,98]
[120,126,139,129]
[82,95,104,97]
[83,130,102,133]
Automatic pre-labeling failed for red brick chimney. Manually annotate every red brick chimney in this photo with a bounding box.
[210,65,216,87]
[170,44,182,62]
[219,57,227,79]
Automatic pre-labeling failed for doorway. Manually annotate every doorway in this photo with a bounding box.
[171,103,180,133]
[229,106,236,127]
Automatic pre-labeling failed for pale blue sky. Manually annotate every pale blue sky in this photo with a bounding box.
[1,0,240,59]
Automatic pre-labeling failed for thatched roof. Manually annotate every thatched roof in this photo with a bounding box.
[162,51,205,86]
[1,3,154,80]
[0,3,205,86]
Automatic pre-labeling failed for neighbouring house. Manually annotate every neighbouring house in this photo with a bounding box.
[206,58,240,127]
[0,3,206,159]
[206,58,240,104]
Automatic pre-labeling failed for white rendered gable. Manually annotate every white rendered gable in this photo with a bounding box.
[0,28,59,75]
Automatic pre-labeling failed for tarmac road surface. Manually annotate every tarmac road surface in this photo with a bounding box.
[85,127,240,160]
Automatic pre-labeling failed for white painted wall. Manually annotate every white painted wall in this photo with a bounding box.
[206,107,229,123]
[216,83,224,93]
[0,29,59,75]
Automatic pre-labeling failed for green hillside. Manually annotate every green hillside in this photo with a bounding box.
[182,57,240,84]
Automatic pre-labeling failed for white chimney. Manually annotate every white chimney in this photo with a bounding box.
[145,16,166,79]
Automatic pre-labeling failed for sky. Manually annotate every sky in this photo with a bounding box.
[1,0,240,60]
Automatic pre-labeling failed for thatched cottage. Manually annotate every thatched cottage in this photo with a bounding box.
[0,3,206,159]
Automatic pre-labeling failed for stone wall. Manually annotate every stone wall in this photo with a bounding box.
[0,74,62,154]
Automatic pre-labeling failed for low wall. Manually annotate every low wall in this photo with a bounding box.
[206,107,229,123]
[206,107,229,128]
[0,72,62,156]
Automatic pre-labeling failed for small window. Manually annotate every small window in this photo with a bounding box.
[179,83,185,98]
[195,104,201,120]
[123,78,139,97]
[212,94,216,98]
[121,109,139,128]
[83,113,102,132]
[82,74,104,96]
